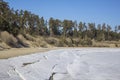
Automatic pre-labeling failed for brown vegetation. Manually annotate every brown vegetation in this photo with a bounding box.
[0,31,120,50]
[0,31,18,47]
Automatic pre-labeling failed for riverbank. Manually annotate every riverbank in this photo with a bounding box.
[0,47,56,59]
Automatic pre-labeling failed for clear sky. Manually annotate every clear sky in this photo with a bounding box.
[5,0,120,28]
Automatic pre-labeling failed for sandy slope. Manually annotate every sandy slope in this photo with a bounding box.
[0,48,120,80]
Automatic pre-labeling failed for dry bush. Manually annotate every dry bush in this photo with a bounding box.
[0,31,18,47]
[30,40,51,48]
[17,34,26,41]
[92,40,120,47]
[26,36,51,48]
[79,38,92,46]
[45,37,59,46]
[117,44,120,47]
[17,34,29,47]
[58,38,73,47]
[59,37,66,46]
[23,34,36,41]
[0,42,10,50]
[58,37,75,47]
[92,41,109,47]
[72,38,80,47]
[56,40,65,47]
[65,38,73,47]
[40,41,49,48]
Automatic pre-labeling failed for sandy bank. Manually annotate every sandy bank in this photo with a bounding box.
[0,47,56,59]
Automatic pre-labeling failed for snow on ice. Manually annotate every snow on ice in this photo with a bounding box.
[0,48,120,80]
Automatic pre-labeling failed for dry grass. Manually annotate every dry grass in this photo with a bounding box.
[0,31,17,43]
[27,36,52,48]
[92,40,120,47]
[0,31,18,47]
[17,34,26,42]
[23,34,36,41]
[45,37,59,45]
[0,42,10,49]
[17,34,29,47]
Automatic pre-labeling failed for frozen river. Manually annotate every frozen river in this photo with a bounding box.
[0,48,120,80]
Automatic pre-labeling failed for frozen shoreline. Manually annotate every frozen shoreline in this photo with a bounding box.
[0,48,120,80]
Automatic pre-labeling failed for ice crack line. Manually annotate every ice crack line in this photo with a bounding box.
[22,60,40,67]
[8,65,26,80]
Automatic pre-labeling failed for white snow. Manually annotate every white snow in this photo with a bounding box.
[0,48,120,80]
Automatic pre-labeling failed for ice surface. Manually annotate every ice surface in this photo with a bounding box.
[0,48,120,80]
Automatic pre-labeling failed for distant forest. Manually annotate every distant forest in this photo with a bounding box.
[0,0,120,41]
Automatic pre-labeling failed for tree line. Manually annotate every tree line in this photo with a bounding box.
[0,0,120,41]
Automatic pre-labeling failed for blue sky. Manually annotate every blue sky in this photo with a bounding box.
[5,0,120,28]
